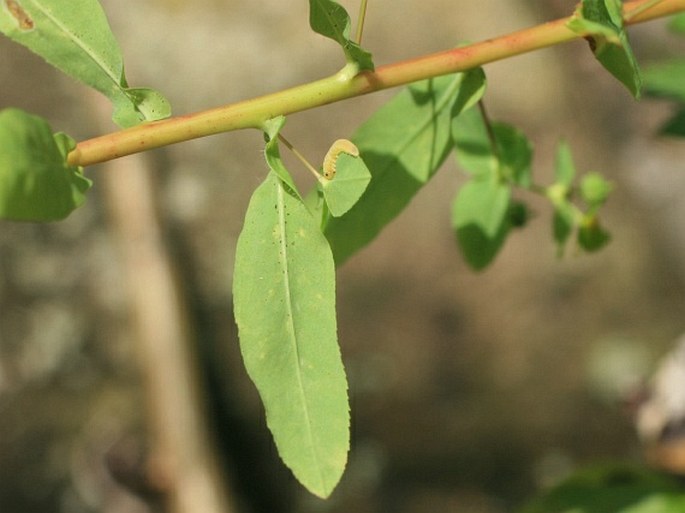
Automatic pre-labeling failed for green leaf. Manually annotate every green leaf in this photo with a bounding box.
[321,152,371,217]
[580,171,612,210]
[549,142,578,254]
[0,0,170,127]
[452,177,511,270]
[322,68,487,265]
[657,108,685,136]
[262,116,301,197]
[0,108,91,221]
[554,140,576,187]
[643,59,685,135]
[309,0,374,70]
[519,463,685,513]
[669,12,685,34]
[552,207,575,254]
[233,171,349,498]
[452,108,533,187]
[643,59,685,103]
[566,0,642,98]
[578,213,611,252]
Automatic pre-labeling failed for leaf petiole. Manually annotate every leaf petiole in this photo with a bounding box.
[277,133,322,180]
[355,0,369,44]
[476,100,502,175]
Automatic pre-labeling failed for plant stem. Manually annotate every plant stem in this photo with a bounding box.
[625,0,666,21]
[68,0,685,168]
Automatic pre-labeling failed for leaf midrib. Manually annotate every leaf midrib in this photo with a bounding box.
[275,180,328,492]
[27,0,127,98]
[361,74,466,180]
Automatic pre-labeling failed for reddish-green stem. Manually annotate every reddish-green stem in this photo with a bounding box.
[68,0,685,168]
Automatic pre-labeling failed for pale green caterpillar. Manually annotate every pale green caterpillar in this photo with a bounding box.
[322,139,359,180]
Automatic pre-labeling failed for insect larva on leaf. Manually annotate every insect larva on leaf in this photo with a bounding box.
[322,139,359,180]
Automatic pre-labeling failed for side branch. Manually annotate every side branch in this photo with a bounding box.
[68,0,685,168]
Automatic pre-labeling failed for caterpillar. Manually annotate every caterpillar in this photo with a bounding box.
[322,139,359,180]
[5,0,34,31]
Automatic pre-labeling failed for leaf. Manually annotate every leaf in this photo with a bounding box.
[643,59,685,135]
[656,108,685,136]
[321,151,371,217]
[669,12,685,34]
[643,59,685,103]
[452,108,533,187]
[322,68,487,265]
[549,141,578,254]
[452,177,511,270]
[580,172,612,210]
[578,213,611,252]
[519,463,685,513]
[262,116,301,197]
[233,171,349,499]
[309,0,374,70]
[0,0,170,127]
[0,108,91,221]
[566,0,642,98]
[553,207,575,254]
[554,140,576,187]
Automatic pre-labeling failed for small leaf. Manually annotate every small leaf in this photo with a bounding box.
[578,213,611,252]
[321,152,371,217]
[566,0,642,98]
[0,108,91,221]
[580,172,612,209]
[452,177,511,270]
[0,0,170,127]
[658,108,685,137]
[552,204,576,255]
[554,140,576,187]
[549,141,577,255]
[508,200,529,229]
[233,172,349,498]
[452,108,533,187]
[309,0,374,70]
[322,68,487,264]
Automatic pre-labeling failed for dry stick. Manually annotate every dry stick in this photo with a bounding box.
[89,94,237,513]
[68,0,685,168]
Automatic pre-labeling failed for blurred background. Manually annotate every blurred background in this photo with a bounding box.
[1,1,685,512]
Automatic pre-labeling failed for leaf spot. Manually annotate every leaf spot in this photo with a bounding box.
[4,0,34,31]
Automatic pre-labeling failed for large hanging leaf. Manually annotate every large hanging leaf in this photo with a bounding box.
[566,0,642,98]
[0,0,170,127]
[0,108,91,221]
[233,171,348,498]
[322,68,486,265]
[309,0,373,70]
